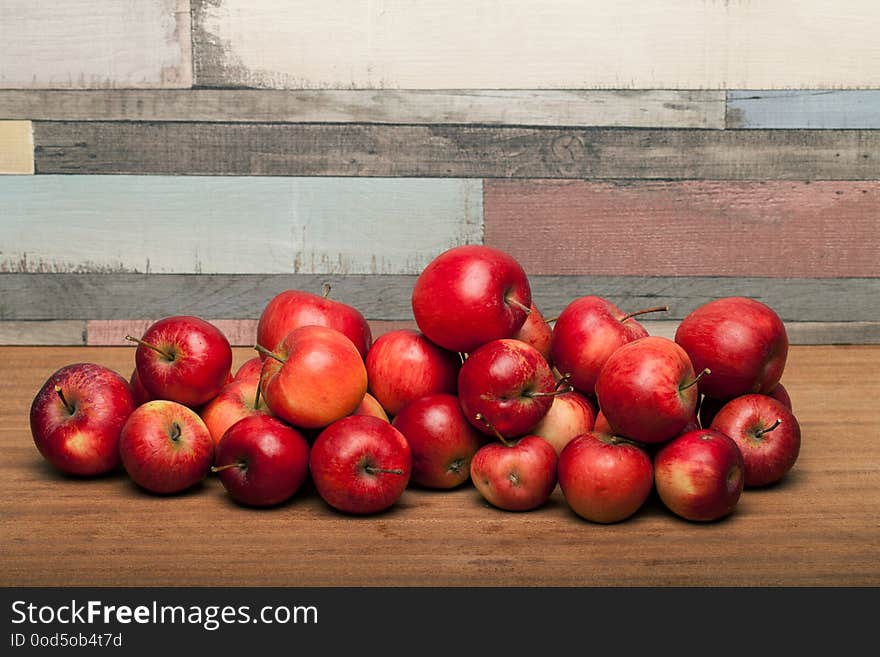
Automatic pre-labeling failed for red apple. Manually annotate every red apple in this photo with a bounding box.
[411,245,531,353]
[200,377,272,446]
[127,316,232,408]
[365,329,459,416]
[257,287,371,360]
[119,400,214,494]
[558,432,654,523]
[458,339,558,438]
[470,435,558,512]
[310,415,412,514]
[595,336,707,444]
[258,325,368,429]
[710,394,801,487]
[550,296,667,394]
[129,368,154,406]
[654,429,745,522]
[700,383,792,428]
[233,357,264,384]
[675,296,789,400]
[212,415,310,507]
[351,392,390,422]
[512,303,553,363]
[30,363,135,476]
[530,390,596,455]
[391,393,485,489]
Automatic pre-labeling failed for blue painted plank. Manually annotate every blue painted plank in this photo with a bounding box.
[727,90,880,128]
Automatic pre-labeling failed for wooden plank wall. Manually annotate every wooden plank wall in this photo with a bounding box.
[1,1,878,346]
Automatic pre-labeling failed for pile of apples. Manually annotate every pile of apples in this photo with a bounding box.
[29,245,801,523]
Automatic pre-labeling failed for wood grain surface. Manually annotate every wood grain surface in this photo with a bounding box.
[727,90,880,129]
[32,123,880,179]
[1,345,877,586]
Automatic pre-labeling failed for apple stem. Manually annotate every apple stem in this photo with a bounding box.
[211,463,239,473]
[53,385,75,415]
[474,413,512,447]
[620,305,669,323]
[506,297,532,315]
[755,418,782,438]
[606,435,644,448]
[458,352,469,364]
[679,368,711,392]
[322,282,332,299]
[364,466,405,475]
[254,344,286,364]
[170,422,182,443]
[544,315,558,324]
[555,373,573,391]
[124,335,174,360]
[254,368,265,409]
[525,387,573,398]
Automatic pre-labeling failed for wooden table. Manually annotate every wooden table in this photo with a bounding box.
[2,345,878,587]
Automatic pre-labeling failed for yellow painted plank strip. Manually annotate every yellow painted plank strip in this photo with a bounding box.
[0,121,33,174]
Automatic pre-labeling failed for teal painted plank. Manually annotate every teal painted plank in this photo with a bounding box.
[0,176,482,274]
[727,90,880,128]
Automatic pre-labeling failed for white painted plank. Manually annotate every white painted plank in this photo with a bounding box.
[194,0,880,89]
[0,176,482,275]
[0,0,192,88]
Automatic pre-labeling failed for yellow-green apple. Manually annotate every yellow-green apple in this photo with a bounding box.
[351,392,389,422]
[512,303,553,363]
[558,432,654,523]
[391,393,485,489]
[675,297,788,400]
[212,415,310,507]
[710,394,801,487]
[233,357,263,384]
[129,368,154,406]
[258,325,368,429]
[365,329,459,416]
[200,377,271,446]
[119,400,214,494]
[411,245,531,353]
[30,363,136,476]
[470,432,558,512]
[700,383,792,428]
[595,336,708,444]
[256,288,371,360]
[126,316,232,408]
[458,339,558,438]
[309,415,412,514]
[654,429,744,522]
[530,390,596,455]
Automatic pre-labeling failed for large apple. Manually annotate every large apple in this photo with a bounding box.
[710,394,801,487]
[675,296,789,400]
[512,303,553,364]
[200,377,271,446]
[258,325,368,429]
[119,400,214,494]
[30,363,136,476]
[411,245,531,353]
[127,315,232,408]
[365,329,459,416]
[257,287,372,360]
[530,390,596,455]
[558,432,654,523]
[310,415,412,514]
[470,434,558,512]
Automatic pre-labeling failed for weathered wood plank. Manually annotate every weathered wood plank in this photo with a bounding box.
[0,321,85,345]
[728,90,880,129]
[0,89,726,128]
[32,123,880,179]
[484,180,880,278]
[1,274,877,323]
[0,176,482,274]
[192,0,880,89]
[0,120,32,174]
[0,0,192,89]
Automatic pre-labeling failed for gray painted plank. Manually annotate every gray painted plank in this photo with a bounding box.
[0,89,726,128]
[1,274,877,323]
[641,320,880,345]
[0,321,85,345]
[728,90,880,129]
[0,176,482,274]
[32,123,880,179]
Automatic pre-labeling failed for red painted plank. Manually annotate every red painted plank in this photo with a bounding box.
[483,181,880,278]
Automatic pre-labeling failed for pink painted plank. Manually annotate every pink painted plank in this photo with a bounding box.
[483,181,880,278]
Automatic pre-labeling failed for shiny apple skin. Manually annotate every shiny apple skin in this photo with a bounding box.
[129,368,154,407]
[512,303,554,364]
[200,378,272,446]
[233,357,264,384]
[530,390,596,455]
[470,436,558,512]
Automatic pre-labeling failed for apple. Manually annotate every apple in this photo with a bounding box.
[675,296,789,400]
[351,392,390,422]
[530,390,596,455]
[310,415,412,514]
[391,393,485,489]
[258,325,368,429]
[30,363,136,476]
[212,415,310,506]
[512,303,553,363]
[119,400,214,494]
[595,336,708,444]
[558,432,654,523]
[654,429,745,522]
[126,315,232,408]
[411,245,532,353]
[233,357,264,384]
[710,394,801,487]
[458,339,559,438]
[470,434,558,512]
[256,287,372,360]
[200,377,271,446]
[129,368,154,406]
[593,410,612,435]
[700,383,792,428]
[365,329,459,416]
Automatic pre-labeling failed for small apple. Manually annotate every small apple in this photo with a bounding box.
[212,415,310,507]
[470,432,558,512]
[233,357,264,384]
[200,377,272,446]
[654,429,744,522]
[30,363,136,476]
[558,432,654,523]
[512,303,553,364]
[700,383,792,428]
[129,368,154,407]
[119,400,214,494]
[530,390,596,455]
[310,415,412,514]
[351,392,390,422]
